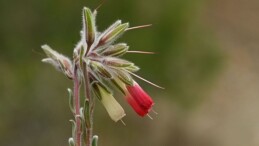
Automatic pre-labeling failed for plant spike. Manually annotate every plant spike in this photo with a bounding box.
[41,6,161,146]
[126,24,152,31]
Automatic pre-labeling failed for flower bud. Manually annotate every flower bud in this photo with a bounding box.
[125,82,154,117]
[83,7,96,46]
[42,58,62,71]
[103,57,133,68]
[114,70,133,86]
[41,45,73,79]
[92,82,126,122]
[124,64,140,72]
[99,22,129,46]
[41,44,60,60]
[100,20,121,38]
[90,61,112,79]
[113,79,154,117]
[59,58,73,79]
[101,43,129,57]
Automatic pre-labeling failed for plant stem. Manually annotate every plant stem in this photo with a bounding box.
[73,65,82,146]
[83,62,94,146]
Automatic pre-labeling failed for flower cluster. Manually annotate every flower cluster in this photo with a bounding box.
[42,7,156,123]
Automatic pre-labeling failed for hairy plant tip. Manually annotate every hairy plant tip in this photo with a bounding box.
[41,6,161,120]
[41,6,161,146]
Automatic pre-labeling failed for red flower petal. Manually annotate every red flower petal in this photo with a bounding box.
[125,82,154,116]
[126,94,148,116]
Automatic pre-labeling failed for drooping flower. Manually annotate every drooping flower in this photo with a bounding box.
[125,82,154,117]
[113,79,154,117]
[92,82,126,122]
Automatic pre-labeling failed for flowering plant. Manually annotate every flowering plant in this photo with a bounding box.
[41,6,162,146]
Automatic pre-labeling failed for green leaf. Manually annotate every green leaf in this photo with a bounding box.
[83,100,90,145]
[92,135,98,146]
[68,137,75,146]
[67,88,75,114]
[69,119,76,140]
[83,99,90,126]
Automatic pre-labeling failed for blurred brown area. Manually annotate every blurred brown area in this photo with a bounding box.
[182,0,259,146]
[0,0,259,146]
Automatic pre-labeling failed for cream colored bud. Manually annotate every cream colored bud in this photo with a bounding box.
[95,84,126,122]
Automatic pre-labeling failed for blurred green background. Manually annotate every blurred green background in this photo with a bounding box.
[1,0,259,146]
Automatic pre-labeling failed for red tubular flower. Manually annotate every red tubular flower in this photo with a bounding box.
[125,82,154,117]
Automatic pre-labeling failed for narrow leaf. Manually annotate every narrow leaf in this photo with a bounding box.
[69,119,76,140]
[67,88,75,114]
[92,135,98,146]
[68,138,75,146]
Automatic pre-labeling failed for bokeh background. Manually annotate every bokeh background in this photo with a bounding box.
[1,0,259,146]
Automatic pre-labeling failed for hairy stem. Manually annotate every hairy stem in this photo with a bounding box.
[83,62,94,146]
[73,65,82,146]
